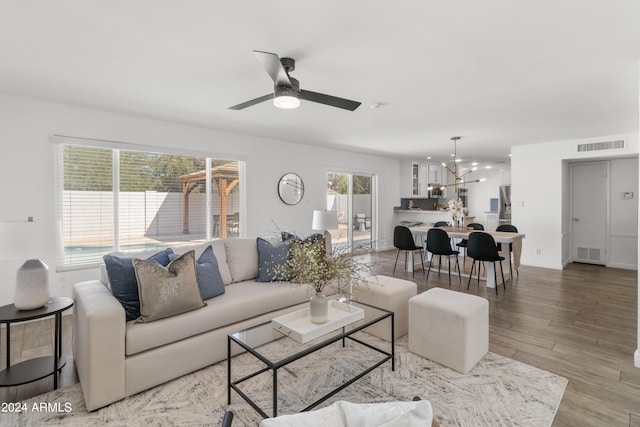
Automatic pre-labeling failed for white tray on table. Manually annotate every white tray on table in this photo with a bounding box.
[271,300,364,344]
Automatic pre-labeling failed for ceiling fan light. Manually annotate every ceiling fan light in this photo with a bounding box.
[274,86,300,109]
[274,95,300,109]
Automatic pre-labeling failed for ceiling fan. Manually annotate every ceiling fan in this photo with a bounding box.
[228,50,361,111]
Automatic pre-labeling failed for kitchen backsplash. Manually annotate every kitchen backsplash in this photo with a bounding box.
[399,197,441,210]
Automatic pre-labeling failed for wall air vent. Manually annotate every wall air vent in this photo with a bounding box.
[577,140,624,152]
[576,247,602,263]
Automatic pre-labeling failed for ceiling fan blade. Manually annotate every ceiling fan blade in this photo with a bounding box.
[228,94,273,110]
[300,90,361,111]
[253,50,292,87]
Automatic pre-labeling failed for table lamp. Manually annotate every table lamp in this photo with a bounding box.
[311,210,338,254]
[0,217,57,310]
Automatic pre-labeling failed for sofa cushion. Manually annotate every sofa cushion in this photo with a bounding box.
[125,280,312,355]
[256,237,293,282]
[103,248,174,321]
[170,245,225,300]
[225,239,259,283]
[134,251,206,323]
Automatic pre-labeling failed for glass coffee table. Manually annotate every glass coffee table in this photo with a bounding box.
[227,299,394,418]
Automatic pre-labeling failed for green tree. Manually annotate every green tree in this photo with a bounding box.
[328,173,347,194]
[63,145,113,191]
[353,176,371,195]
[120,152,205,192]
[65,145,233,193]
[327,174,370,195]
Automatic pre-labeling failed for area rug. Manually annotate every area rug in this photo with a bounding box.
[3,335,567,427]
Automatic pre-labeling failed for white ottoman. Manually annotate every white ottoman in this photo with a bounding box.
[353,275,417,342]
[408,288,488,373]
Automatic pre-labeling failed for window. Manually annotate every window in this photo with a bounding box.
[55,138,243,268]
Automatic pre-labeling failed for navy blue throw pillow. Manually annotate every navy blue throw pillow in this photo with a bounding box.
[256,237,293,282]
[104,248,174,321]
[169,245,225,300]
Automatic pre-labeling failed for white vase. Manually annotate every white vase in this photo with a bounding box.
[309,292,328,324]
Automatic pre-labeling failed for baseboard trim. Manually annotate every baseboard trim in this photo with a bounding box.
[635,349,640,368]
[606,262,638,271]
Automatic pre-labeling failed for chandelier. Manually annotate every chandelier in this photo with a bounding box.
[428,136,485,195]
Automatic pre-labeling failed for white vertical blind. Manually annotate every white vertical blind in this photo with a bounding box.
[55,138,243,269]
[58,144,115,266]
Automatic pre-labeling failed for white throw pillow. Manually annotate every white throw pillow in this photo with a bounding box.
[258,400,433,427]
[224,238,259,283]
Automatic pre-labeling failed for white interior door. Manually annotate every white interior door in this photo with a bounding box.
[571,162,608,265]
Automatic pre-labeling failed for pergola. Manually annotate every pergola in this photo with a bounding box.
[179,163,239,238]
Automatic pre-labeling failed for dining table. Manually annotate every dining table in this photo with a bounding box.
[408,225,526,288]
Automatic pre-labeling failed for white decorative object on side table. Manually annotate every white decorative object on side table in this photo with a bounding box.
[0,217,59,310]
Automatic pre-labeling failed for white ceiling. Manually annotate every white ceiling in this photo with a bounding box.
[1,1,639,166]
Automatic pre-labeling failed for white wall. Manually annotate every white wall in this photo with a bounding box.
[0,94,401,306]
[511,133,639,269]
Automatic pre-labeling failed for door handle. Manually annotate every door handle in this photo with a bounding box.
[572,218,580,222]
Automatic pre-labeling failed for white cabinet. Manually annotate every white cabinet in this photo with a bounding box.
[411,161,430,196]
[428,164,443,184]
[409,161,461,197]
[411,162,419,195]
[419,163,428,195]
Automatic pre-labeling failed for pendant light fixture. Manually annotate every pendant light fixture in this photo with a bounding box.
[428,136,486,195]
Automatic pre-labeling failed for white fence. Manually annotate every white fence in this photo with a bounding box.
[63,190,240,243]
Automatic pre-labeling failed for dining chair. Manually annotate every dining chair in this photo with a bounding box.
[393,225,425,277]
[425,228,461,287]
[496,224,518,278]
[466,232,506,295]
[433,221,449,227]
[456,223,484,265]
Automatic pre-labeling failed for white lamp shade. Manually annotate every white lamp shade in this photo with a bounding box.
[0,219,58,261]
[312,210,338,231]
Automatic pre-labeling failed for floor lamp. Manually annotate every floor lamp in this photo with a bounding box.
[0,217,57,310]
[312,210,338,255]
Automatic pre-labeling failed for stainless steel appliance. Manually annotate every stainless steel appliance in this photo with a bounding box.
[428,184,443,198]
[458,187,468,207]
[499,185,511,224]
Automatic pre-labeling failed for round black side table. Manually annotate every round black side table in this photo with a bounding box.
[0,297,74,390]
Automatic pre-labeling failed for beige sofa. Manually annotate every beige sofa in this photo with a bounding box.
[73,238,315,411]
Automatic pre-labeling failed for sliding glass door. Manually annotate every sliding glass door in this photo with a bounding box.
[327,172,374,252]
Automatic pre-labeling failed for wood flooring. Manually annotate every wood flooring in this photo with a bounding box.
[383,251,639,427]
[1,252,638,426]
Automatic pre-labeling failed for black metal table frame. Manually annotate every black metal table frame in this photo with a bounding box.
[227,300,394,418]
[0,297,74,389]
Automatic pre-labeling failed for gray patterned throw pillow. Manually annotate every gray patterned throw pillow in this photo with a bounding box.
[133,250,205,323]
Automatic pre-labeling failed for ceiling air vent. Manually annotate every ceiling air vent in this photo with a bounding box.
[577,140,624,152]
